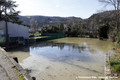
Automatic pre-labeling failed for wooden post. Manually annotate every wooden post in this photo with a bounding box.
[13,57,19,63]
[32,77,36,80]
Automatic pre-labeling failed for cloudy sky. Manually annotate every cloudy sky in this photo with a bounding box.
[14,0,112,19]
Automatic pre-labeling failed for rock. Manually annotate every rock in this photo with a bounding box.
[113,73,118,77]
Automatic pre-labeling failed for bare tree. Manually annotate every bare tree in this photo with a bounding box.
[30,20,39,33]
[35,20,39,32]
[99,0,120,41]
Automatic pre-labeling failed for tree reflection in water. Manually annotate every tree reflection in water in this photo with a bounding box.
[30,41,88,54]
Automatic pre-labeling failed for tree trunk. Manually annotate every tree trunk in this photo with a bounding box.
[5,4,9,43]
[0,12,2,19]
[5,21,8,42]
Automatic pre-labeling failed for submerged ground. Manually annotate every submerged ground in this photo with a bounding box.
[8,38,114,80]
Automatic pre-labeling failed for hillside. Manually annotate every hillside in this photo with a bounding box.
[19,10,118,33]
[87,10,116,31]
[19,16,82,27]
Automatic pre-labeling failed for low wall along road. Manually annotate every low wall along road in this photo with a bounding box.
[0,47,33,80]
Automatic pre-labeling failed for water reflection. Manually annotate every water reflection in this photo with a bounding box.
[30,42,88,53]
[29,42,104,63]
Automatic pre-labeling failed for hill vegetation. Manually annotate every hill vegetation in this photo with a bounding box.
[19,10,119,39]
[19,16,82,27]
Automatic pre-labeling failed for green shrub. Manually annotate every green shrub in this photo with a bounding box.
[109,61,120,66]
[98,23,110,38]
[113,64,120,72]
[109,61,120,72]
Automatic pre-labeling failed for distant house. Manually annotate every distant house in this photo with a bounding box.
[0,21,29,43]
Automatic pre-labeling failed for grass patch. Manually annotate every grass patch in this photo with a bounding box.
[113,65,120,72]
[109,61,120,72]
[29,33,41,37]
[116,56,120,60]
[29,36,48,39]
[109,61,120,66]
[16,72,26,80]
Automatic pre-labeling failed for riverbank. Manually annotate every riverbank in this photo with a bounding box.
[0,47,33,80]
[107,42,120,80]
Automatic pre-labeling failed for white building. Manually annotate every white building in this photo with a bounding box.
[0,21,29,39]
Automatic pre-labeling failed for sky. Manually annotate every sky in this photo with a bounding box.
[14,0,112,19]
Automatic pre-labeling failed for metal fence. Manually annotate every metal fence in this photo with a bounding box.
[41,33,65,36]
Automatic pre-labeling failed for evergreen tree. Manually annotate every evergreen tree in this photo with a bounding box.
[0,0,21,42]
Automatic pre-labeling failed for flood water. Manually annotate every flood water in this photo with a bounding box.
[8,38,114,80]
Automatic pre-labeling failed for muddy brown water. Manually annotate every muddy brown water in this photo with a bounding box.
[8,38,114,80]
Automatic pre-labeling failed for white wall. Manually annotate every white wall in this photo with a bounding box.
[0,21,29,39]
[0,21,6,35]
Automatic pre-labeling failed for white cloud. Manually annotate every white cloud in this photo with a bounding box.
[56,5,60,8]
